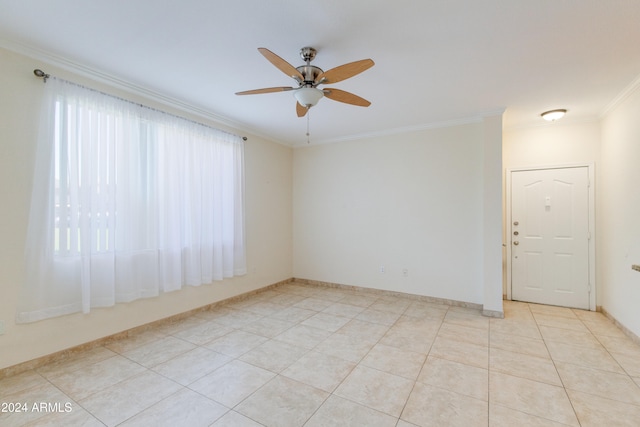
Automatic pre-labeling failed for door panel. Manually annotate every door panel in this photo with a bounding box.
[511,167,589,309]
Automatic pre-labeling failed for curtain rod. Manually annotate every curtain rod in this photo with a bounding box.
[33,69,248,141]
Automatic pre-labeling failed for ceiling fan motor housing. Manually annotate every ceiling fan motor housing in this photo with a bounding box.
[296,65,323,86]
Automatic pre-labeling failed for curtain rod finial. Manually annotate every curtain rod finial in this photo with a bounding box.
[33,69,50,82]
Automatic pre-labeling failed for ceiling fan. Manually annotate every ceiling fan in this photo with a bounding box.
[236,47,374,117]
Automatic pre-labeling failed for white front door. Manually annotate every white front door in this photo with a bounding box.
[510,167,590,309]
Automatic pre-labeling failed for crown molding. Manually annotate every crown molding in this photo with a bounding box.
[304,109,506,147]
[503,116,601,132]
[600,72,640,118]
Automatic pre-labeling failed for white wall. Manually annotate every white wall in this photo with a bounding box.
[293,122,500,307]
[0,48,293,370]
[599,86,640,338]
[504,122,601,168]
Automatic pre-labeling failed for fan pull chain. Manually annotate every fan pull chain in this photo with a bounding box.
[306,107,311,144]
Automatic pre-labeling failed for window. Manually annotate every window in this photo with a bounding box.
[18,78,246,323]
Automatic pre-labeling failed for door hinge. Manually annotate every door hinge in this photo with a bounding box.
[588,283,592,293]
[587,232,591,240]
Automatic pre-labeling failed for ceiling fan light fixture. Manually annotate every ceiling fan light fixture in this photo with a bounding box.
[236,47,373,121]
[541,109,567,121]
[294,87,323,107]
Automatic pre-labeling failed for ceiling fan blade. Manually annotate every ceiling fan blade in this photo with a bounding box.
[315,59,374,84]
[323,88,371,107]
[258,47,304,82]
[296,102,309,117]
[235,86,295,95]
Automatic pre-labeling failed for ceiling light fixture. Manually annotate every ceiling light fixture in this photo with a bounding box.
[293,87,324,144]
[541,109,567,121]
[293,87,324,108]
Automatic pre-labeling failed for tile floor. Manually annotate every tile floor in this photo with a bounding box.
[2,282,640,426]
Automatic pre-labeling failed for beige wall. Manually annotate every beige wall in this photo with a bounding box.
[292,121,503,308]
[504,122,601,168]
[599,86,640,338]
[0,48,293,370]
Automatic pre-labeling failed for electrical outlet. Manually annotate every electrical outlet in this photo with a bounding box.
[402,268,409,277]
[0,320,5,335]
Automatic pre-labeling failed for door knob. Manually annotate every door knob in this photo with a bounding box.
[513,241,519,245]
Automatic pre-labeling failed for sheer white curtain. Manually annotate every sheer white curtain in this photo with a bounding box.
[17,78,245,323]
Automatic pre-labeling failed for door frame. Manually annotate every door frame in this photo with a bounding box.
[505,163,596,311]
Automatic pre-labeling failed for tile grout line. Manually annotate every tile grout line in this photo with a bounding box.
[305,292,407,424]
[532,303,583,426]
[585,319,640,385]
[34,287,291,425]
[487,306,492,427]
[395,304,451,426]
[216,288,376,425]
[171,286,307,426]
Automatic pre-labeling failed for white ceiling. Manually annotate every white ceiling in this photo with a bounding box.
[2,1,640,146]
